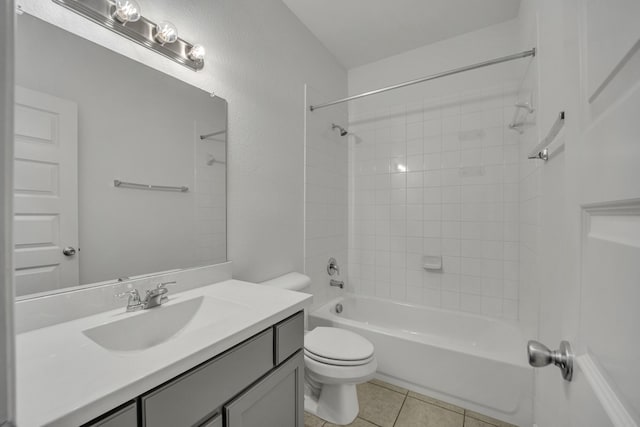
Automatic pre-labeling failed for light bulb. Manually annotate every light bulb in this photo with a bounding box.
[188,44,206,62]
[113,0,141,24]
[154,21,178,44]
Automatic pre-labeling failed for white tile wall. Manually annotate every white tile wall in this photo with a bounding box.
[195,125,227,266]
[305,87,349,310]
[348,84,521,319]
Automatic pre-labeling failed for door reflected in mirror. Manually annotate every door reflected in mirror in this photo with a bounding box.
[14,13,227,298]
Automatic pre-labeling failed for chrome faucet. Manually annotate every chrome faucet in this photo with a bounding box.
[116,281,176,312]
[143,281,176,309]
[117,289,143,312]
[330,279,344,289]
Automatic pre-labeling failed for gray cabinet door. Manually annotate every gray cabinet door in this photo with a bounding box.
[85,402,137,427]
[274,312,303,365]
[224,352,304,427]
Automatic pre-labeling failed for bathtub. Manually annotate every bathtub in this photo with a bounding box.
[308,295,533,427]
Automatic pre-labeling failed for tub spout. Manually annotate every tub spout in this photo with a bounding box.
[330,279,344,289]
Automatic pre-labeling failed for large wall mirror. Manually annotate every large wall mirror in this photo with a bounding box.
[14,13,227,298]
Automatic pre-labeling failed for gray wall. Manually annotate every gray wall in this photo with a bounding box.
[0,1,15,424]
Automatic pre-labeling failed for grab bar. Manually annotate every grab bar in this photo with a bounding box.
[113,180,189,193]
[528,111,565,161]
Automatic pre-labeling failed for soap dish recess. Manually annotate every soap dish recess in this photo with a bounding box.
[423,255,442,271]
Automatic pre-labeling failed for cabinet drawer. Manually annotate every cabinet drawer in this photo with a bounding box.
[142,328,274,427]
[84,401,137,427]
[274,311,304,365]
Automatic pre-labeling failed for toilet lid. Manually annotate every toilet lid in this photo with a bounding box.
[304,327,374,362]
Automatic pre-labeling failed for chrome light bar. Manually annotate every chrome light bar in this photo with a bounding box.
[52,0,205,71]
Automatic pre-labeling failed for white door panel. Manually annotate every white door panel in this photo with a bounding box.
[14,104,58,141]
[576,0,640,422]
[14,214,59,246]
[0,2,14,423]
[13,247,61,270]
[535,0,640,425]
[14,159,59,194]
[582,82,640,203]
[586,0,640,101]
[13,197,60,214]
[13,266,60,297]
[14,86,78,296]
[581,206,640,419]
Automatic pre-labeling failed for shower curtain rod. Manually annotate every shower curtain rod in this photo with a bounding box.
[309,48,536,112]
[200,129,227,140]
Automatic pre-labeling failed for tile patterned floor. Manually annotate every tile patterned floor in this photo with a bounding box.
[304,379,519,427]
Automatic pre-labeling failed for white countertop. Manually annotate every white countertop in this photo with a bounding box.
[16,280,311,427]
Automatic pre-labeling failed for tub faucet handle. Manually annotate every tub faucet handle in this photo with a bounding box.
[327,257,340,276]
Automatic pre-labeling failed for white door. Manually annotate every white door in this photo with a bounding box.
[14,86,78,296]
[534,0,640,425]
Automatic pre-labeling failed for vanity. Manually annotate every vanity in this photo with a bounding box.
[16,277,311,426]
[85,320,302,427]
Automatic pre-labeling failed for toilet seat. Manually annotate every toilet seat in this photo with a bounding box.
[304,327,374,366]
[304,352,377,385]
[304,348,375,366]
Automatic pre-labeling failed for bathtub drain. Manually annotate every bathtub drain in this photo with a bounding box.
[335,303,343,314]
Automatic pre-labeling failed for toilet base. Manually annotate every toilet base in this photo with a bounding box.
[304,382,359,425]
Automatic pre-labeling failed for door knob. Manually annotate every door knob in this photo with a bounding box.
[527,340,573,381]
[62,246,77,256]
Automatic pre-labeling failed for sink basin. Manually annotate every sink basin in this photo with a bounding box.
[83,296,247,352]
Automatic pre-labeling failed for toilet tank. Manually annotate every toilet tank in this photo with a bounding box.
[260,272,311,292]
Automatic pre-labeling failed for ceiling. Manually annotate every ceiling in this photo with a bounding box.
[282,0,521,69]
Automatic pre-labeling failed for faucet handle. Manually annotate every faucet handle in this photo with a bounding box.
[327,257,340,276]
[116,289,140,302]
[154,281,177,304]
[116,289,143,312]
[157,281,177,290]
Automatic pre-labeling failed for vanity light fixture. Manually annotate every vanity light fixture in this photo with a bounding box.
[188,44,206,62]
[51,0,205,71]
[113,0,140,24]
[154,21,178,44]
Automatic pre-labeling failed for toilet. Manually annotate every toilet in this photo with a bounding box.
[261,273,377,425]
